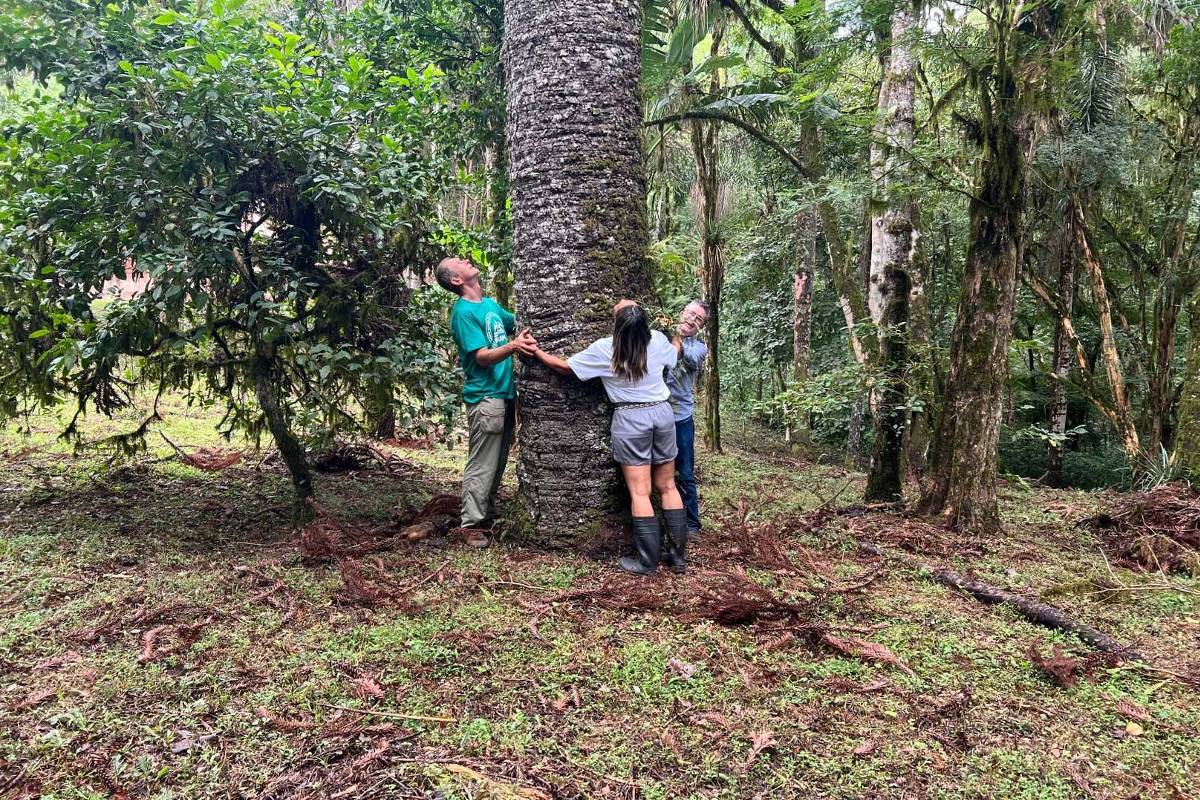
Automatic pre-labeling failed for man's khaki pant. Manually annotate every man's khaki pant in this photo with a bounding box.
[462,397,515,527]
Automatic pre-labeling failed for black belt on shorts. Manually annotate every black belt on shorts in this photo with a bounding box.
[613,400,668,410]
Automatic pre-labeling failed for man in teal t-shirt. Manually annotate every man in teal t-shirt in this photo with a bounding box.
[436,256,537,546]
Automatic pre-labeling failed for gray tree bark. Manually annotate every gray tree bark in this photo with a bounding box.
[503,0,650,548]
[919,49,1025,533]
[866,1,919,503]
[690,18,727,453]
[1174,295,1200,473]
[1046,214,1077,487]
[792,204,817,443]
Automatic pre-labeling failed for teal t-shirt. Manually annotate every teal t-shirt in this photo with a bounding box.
[450,297,517,404]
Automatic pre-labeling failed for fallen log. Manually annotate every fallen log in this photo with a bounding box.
[932,568,1143,660]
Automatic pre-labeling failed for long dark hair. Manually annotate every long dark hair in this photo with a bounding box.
[611,304,650,381]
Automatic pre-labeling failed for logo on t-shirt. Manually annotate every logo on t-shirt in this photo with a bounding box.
[485,312,507,348]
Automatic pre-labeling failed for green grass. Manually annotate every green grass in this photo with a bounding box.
[1,397,1198,798]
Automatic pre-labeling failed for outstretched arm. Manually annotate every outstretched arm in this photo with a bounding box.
[534,348,573,375]
[475,329,537,367]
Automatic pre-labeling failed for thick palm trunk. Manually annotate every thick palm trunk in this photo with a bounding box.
[920,60,1024,533]
[503,0,649,548]
[865,1,918,502]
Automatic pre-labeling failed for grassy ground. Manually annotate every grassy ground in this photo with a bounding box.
[1,399,1197,799]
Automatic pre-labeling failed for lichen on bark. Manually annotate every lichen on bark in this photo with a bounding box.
[503,0,650,549]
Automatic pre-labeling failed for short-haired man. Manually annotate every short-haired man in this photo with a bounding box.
[665,300,709,537]
[436,257,537,547]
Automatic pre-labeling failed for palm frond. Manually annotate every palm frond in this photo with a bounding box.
[1075,38,1122,133]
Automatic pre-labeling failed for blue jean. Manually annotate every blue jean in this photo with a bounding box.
[674,416,701,531]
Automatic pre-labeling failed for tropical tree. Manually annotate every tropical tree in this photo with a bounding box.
[0,1,463,514]
[503,0,651,547]
[864,0,921,502]
[918,0,1034,531]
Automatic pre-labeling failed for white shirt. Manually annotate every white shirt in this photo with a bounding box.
[567,330,678,404]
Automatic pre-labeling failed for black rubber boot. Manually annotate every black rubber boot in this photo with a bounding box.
[618,516,661,576]
[661,508,689,574]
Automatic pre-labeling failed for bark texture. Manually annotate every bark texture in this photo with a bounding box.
[933,569,1142,658]
[1175,296,1200,473]
[865,2,918,503]
[792,204,817,443]
[253,343,313,520]
[919,58,1024,533]
[691,20,727,453]
[503,0,650,548]
[1046,214,1077,487]
[1076,202,1140,464]
[905,219,932,474]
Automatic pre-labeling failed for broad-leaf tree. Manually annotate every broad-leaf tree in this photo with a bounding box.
[0,1,463,513]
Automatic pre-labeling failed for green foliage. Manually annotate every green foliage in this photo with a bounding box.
[0,1,470,481]
[754,363,868,445]
[1135,445,1190,492]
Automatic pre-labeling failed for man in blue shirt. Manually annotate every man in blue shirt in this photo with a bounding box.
[666,300,709,537]
[436,256,537,547]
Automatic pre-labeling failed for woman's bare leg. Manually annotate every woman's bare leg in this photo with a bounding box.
[652,460,683,511]
[621,464,654,517]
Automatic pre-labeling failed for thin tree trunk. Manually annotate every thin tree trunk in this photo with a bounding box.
[920,55,1024,534]
[866,1,918,503]
[1076,202,1141,465]
[691,20,726,453]
[1148,280,1182,455]
[848,398,866,469]
[1046,215,1077,487]
[484,142,514,308]
[793,204,817,443]
[254,343,313,521]
[817,200,869,366]
[905,214,932,475]
[1174,294,1200,473]
[504,0,649,548]
[652,131,672,242]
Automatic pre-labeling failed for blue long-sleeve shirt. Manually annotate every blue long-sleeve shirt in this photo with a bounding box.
[665,336,708,422]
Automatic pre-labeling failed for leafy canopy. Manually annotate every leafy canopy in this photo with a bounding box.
[0,0,466,473]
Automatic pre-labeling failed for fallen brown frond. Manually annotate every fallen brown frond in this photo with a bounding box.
[1085,483,1200,576]
[1027,637,1085,688]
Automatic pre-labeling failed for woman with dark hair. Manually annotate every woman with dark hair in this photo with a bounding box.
[532,300,689,575]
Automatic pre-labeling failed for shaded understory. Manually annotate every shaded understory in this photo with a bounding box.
[1,402,1198,799]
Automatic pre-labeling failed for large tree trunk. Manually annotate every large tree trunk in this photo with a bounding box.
[1046,216,1077,488]
[503,0,649,548]
[865,1,918,503]
[920,59,1024,534]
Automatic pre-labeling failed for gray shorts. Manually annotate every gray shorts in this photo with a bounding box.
[611,402,678,466]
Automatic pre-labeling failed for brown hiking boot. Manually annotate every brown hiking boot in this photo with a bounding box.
[452,526,491,549]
